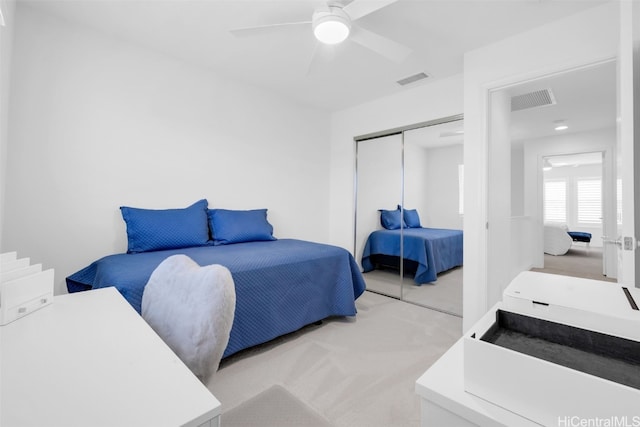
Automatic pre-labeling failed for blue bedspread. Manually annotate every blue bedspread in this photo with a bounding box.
[66,239,366,358]
[361,228,463,284]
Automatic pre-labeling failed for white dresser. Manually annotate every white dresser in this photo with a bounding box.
[416,272,640,426]
[0,287,221,427]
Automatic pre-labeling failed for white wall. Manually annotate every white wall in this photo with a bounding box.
[3,4,332,294]
[618,0,640,286]
[329,74,464,252]
[403,142,429,224]
[422,144,463,230]
[511,144,525,217]
[463,2,619,330]
[0,0,16,243]
[486,90,514,306]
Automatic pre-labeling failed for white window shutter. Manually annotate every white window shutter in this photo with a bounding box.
[577,179,602,224]
[544,180,567,223]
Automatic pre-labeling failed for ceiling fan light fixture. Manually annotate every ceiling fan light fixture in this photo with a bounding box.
[313,8,351,45]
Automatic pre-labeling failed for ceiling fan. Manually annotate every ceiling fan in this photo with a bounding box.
[230,0,412,73]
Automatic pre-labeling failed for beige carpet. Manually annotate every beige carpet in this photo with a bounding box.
[223,385,333,427]
[208,291,462,427]
[531,246,616,282]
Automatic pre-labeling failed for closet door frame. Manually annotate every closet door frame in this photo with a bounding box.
[353,114,463,303]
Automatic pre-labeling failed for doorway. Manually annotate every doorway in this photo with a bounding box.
[533,151,616,281]
[487,59,620,298]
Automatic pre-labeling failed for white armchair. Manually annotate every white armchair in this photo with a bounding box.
[544,223,572,256]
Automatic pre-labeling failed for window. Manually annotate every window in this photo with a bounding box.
[544,176,603,226]
[577,179,601,224]
[544,180,566,223]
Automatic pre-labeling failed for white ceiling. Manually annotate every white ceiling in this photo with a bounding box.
[364,57,616,149]
[357,56,617,148]
[508,60,617,142]
[405,119,464,148]
[23,0,607,112]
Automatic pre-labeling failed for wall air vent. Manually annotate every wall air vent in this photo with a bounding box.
[397,72,429,86]
[511,88,556,112]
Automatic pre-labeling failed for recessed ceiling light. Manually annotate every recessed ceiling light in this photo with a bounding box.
[554,120,568,131]
[439,129,465,138]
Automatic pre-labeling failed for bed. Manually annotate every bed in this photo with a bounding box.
[361,227,463,284]
[67,239,366,358]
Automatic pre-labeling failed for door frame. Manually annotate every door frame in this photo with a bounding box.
[483,57,619,312]
[462,3,623,332]
[539,150,613,276]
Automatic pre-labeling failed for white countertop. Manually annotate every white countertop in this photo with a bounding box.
[1,287,220,427]
[415,339,540,427]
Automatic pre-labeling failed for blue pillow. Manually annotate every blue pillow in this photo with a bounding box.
[208,208,276,245]
[396,205,422,228]
[120,199,210,253]
[379,208,405,230]
[403,209,422,228]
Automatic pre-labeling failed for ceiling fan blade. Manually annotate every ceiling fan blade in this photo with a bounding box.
[306,43,321,76]
[230,21,311,38]
[342,0,399,21]
[306,42,336,76]
[350,26,411,63]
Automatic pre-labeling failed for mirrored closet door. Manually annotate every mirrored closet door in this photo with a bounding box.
[354,116,464,316]
[355,134,403,299]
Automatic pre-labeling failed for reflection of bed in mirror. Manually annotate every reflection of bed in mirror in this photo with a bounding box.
[354,115,465,314]
[361,227,463,284]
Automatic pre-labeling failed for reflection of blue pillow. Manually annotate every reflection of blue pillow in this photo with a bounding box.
[379,208,405,230]
[396,205,422,228]
[208,208,276,245]
[120,199,210,254]
[403,209,421,228]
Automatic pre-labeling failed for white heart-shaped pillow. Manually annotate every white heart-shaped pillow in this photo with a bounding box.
[142,254,236,383]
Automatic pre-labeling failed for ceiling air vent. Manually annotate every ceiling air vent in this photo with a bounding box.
[397,72,429,86]
[511,88,556,112]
